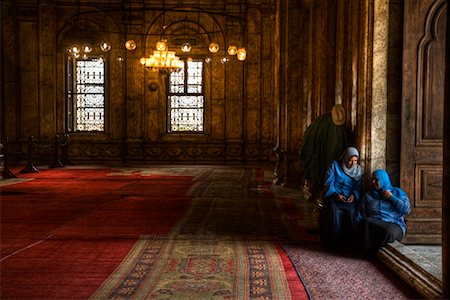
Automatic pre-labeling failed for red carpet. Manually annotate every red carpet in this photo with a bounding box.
[1,167,194,299]
[1,166,310,300]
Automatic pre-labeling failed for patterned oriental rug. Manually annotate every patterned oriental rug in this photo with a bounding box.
[90,236,304,300]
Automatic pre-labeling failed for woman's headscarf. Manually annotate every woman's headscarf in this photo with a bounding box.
[371,169,407,199]
[341,147,362,181]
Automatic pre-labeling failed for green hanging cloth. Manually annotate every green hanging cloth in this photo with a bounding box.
[299,112,350,190]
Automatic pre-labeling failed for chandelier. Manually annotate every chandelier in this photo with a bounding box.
[139,40,184,72]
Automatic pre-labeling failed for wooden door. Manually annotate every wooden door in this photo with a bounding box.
[401,0,447,244]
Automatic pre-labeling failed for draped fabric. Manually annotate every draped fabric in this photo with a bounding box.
[299,113,350,190]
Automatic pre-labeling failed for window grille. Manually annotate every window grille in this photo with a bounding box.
[168,60,204,132]
[67,57,105,132]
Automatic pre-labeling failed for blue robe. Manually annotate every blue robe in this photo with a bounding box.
[320,160,362,249]
[324,160,362,202]
[358,170,411,235]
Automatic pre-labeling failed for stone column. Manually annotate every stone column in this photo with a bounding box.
[370,0,389,172]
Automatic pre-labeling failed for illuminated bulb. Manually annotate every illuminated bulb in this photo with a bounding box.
[72,46,80,54]
[125,40,137,50]
[209,42,219,53]
[227,46,237,55]
[156,40,167,51]
[82,44,92,53]
[220,57,229,64]
[204,57,212,63]
[181,42,191,52]
[236,48,246,61]
[100,41,111,52]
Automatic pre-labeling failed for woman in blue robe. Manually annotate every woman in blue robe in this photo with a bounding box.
[357,169,411,256]
[320,147,363,250]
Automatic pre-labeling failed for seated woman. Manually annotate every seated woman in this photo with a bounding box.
[320,147,362,250]
[357,169,411,256]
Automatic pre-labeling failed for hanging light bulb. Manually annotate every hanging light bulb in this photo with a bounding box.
[71,46,81,54]
[125,40,137,51]
[204,57,212,63]
[156,40,167,51]
[220,57,229,64]
[82,44,92,53]
[209,42,219,53]
[100,41,111,52]
[227,46,237,55]
[236,48,246,61]
[181,42,192,52]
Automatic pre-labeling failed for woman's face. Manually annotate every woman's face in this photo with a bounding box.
[346,156,358,168]
[372,175,381,190]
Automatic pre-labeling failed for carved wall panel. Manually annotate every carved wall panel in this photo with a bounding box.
[416,2,446,146]
[64,140,274,164]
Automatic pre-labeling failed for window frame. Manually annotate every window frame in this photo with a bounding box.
[66,55,107,133]
[167,58,205,134]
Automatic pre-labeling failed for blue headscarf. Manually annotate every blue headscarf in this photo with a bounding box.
[371,169,407,199]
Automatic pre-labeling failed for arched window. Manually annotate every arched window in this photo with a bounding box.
[66,56,105,132]
[168,59,204,132]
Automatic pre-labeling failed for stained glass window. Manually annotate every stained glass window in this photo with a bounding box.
[67,57,105,132]
[168,60,204,132]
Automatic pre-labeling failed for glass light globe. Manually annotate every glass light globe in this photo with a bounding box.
[100,41,111,52]
[181,42,191,52]
[236,48,246,61]
[125,40,137,51]
[204,57,212,63]
[82,44,92,53]
[209,42,219,53]
[220,57,229,64]
[227,46,237,55]
[156,40,167,51]
[71,46,80,54]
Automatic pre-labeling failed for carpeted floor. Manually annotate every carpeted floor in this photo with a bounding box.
[1,167,195,299]
[0,165,421,299]
[282,244,422,299]
[1,166,309,299]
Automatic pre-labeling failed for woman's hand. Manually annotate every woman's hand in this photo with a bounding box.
[347,194,355,203]
[335,194,347,203]
[381,189,393,199]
